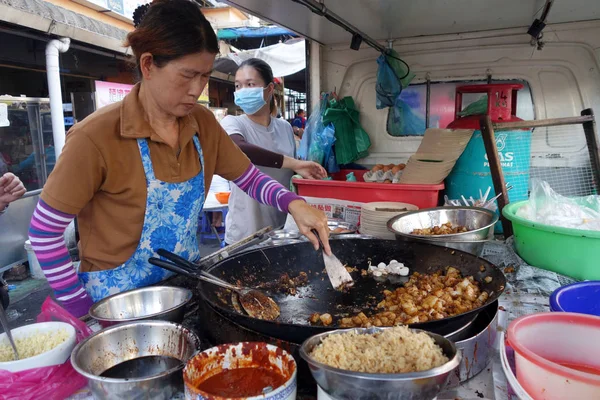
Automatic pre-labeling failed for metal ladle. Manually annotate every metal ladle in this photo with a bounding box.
[0,303,19,360]
[149,250,280,321]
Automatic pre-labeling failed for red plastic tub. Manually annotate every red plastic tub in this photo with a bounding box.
[293,170,443,209]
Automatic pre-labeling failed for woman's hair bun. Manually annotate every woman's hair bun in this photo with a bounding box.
[132,3,150,28]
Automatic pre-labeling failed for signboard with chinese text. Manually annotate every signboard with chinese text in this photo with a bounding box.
[95,81,134,109]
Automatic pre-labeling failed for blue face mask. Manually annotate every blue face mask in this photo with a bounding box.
[234,87,266,115]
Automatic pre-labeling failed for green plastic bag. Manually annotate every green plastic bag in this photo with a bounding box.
[323,97,371,165]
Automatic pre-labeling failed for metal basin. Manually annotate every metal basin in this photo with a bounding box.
[71,320,200,400]
[268,230,302,240]
[387,207,498,241]
[328,219,358,235]
[89,286,192,328]
[300,327,461,400]
[395,234,493,257]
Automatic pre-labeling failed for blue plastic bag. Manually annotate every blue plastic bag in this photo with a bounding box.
[376,49,415,110]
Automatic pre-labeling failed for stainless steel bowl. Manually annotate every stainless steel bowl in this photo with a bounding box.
[387,206,498,241]
[266,238,305,246]
[268,229,302,240]
[328,219,358,235]
[300,327,461,400]
[89,286,192,328]
[330,234,375,240]
[394,233,493,256]
[71,320,200,400]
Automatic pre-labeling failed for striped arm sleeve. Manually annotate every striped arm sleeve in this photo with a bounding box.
[28,199,93,317]
[232,164,304,213]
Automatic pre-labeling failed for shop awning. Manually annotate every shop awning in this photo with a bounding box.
[0,0,128,53]
[227,39,305,78]
[217,26,296,40]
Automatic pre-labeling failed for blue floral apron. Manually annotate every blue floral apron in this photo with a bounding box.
[79,136,205,302]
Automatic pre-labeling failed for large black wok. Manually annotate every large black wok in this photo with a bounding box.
[197,239,506,344]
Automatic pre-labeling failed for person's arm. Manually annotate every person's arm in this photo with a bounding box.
[28,200,92,317]
[230,134,326,179]
[28,131,105,317]
[0,173,27,213]
[214,120,331,254]
[231,164,331,254]
[232,163,301,213]
[230,134,284,168]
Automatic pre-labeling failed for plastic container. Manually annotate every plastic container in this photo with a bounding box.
[503,201,600,281]
[184,342,297,400]
[293,170,443,209]
[550,281,600,316]
[507,312,600,399]
[214,192,230,204]
[24,240,45,279]
[499,332,534,400]
[446,84,532,233]
[0,321,77,372]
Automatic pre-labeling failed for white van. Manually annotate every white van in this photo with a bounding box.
[225,0,600,197]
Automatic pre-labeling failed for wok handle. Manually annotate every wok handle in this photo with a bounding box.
[149,257,241,292]
[149,257,197,279]
[155,249,240,290]
[156,249,199,270]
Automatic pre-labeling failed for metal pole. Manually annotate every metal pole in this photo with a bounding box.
[291,0,386,53]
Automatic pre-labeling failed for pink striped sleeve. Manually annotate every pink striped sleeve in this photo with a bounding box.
[28,199,93,317]
[232,164,303,213]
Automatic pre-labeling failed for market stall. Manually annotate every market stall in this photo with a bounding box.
[2,0,600,399]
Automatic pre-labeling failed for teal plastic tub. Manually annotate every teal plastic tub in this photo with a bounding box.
[503,201,600,281]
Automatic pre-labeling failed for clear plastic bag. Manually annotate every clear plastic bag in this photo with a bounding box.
[298,94,336,166]
[516,179,600,230]
[0,297,93,400]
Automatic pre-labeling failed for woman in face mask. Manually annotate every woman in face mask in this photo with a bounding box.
[221,59,327,245]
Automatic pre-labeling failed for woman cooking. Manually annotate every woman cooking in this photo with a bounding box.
[222,59,327,245]
[28,0,330,318]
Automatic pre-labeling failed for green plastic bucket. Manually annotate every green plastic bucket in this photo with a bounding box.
[503,201,600,281]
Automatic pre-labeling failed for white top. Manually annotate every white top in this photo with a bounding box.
[209,174,230,193]
[220,114,296,244]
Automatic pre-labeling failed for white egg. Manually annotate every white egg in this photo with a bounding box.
[389,260,398,265]
[372,270,383,277]
[377,262,387,269]
[399,267,409,277]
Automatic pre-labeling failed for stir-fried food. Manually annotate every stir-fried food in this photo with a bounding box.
[339,267,488,327]
[256,272,308,296]
[308,266,488,327]
[411,222,468,235]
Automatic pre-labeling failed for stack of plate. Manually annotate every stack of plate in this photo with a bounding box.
[360,202,419,239]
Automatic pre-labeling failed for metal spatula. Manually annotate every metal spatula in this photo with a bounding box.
[312,230,354,290]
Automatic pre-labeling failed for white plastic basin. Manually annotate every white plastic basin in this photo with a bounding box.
[507,312,600,400]
[0,321,77,372]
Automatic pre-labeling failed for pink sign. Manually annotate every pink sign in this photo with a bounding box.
[95,81,135,109]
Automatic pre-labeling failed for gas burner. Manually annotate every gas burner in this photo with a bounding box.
[184,290,498,396]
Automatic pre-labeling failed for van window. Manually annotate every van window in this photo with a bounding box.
[387,80,534,136]
[0,101,55,192]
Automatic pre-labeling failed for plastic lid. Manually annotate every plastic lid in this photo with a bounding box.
[550,281,600,316]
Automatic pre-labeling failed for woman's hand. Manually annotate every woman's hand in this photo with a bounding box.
[0,173,26,210]
[283,157,327,180]
[288,200,331,255]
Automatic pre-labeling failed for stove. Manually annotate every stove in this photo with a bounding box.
[181,284,498,399]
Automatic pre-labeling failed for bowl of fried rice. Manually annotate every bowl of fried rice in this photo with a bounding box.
[300,326,460,400]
